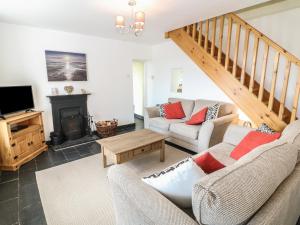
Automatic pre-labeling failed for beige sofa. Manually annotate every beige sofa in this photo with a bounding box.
[144,98,238,152]
[108,120,300,225]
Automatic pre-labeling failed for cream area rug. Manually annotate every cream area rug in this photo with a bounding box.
[36,145,190,225]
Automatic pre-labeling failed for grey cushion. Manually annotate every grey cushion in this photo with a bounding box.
[192,140,298,225]
[149,117,184,132]
[169,98,195,119]
[170,123,201,140]
[223,125,255,146]
[192,99,235,118]
[280,119,300,162]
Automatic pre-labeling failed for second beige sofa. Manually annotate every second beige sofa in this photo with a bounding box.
[144,98,238,153]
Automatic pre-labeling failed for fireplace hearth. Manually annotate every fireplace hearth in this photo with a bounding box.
[48,94,90,145]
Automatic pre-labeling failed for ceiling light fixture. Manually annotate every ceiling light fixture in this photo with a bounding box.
[115,0,145,36]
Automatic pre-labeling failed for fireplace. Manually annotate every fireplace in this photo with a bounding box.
[48,94,90,145]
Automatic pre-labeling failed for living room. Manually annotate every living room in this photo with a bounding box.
[0,0,300,225]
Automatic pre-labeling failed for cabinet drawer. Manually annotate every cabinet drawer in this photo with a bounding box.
[152,141,162,150]
[133,145,151,156]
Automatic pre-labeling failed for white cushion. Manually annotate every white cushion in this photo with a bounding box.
[169,123,201,140]
[148,117,184,131]
[142,158,206,208]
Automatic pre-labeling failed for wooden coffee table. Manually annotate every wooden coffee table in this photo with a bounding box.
[97,129,166,168]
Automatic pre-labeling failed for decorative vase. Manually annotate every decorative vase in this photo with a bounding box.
[64,86,74,95]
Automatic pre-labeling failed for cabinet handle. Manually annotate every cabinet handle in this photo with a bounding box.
[31,141,33,144]
[14,156,18,160]
[28,142,31,146]
[11,143,16,147]
[40,130,44,133]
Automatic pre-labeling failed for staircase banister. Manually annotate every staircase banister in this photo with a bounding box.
[227,13,300,66]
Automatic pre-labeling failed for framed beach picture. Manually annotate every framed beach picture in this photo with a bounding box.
[45,50,87,81]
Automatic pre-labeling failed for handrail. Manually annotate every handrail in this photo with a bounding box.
[228,13,300,66]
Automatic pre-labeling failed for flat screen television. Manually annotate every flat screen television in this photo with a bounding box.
[0,86,35,116]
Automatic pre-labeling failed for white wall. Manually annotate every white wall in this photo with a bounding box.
[239,7,300,58]
[147,41,232,106]
[0,23,151,139]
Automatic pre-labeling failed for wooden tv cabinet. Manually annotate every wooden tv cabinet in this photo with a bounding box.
[0,111,48,171]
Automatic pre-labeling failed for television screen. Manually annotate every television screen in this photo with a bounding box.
[0,86,35,115]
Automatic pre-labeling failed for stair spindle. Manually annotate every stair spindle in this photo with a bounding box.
[187,25,192,36]
[240,29,250,85]
[258,44,269,101]
[204,20,210,51]
[192,23,197,40]
[291,67,300,122]
[249,36,259,92]
[232,24,241,77]
[225,17,233,70]
[197,21,203,46]
[217,16,225,63]
[210,18,217,56]
[278,61,291,120]
[268,52,280,111]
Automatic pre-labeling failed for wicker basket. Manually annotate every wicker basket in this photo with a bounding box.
[95,119,118,138]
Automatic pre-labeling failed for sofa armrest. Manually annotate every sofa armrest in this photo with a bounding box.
[197,114,238,152]
[144,106,160,128]
[108,165,198,225]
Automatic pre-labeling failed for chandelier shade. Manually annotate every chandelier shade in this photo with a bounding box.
[115,16,125,28]
[114,0,145,36]
[135,11,145,26]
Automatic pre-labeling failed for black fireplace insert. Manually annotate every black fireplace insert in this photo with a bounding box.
[48,94,90,145]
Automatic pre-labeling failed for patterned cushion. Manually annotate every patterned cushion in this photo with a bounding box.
[142,158,206,208]
[192,141,298,225]
[256,123,276,134]
[158,103,169,117]
[205,104,220,121]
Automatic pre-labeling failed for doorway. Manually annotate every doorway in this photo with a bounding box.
[132,60,145,118]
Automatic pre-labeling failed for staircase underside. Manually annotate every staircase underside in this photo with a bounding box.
[168,28,287,131]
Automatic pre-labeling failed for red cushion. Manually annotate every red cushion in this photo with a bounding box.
[194,152,225,174]
[185,107,208,125]
[230,131,281,160]
[163,102,186,119]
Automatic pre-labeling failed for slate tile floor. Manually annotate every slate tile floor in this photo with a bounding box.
[0,119,143,225]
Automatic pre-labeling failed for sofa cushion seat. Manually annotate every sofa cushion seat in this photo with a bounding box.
[170,123,201,140]
[149,117,184,131]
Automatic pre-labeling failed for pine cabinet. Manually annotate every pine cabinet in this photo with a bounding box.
[0,112,48,171]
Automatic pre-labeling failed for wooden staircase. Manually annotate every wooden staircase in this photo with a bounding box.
[166,13,300,131]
